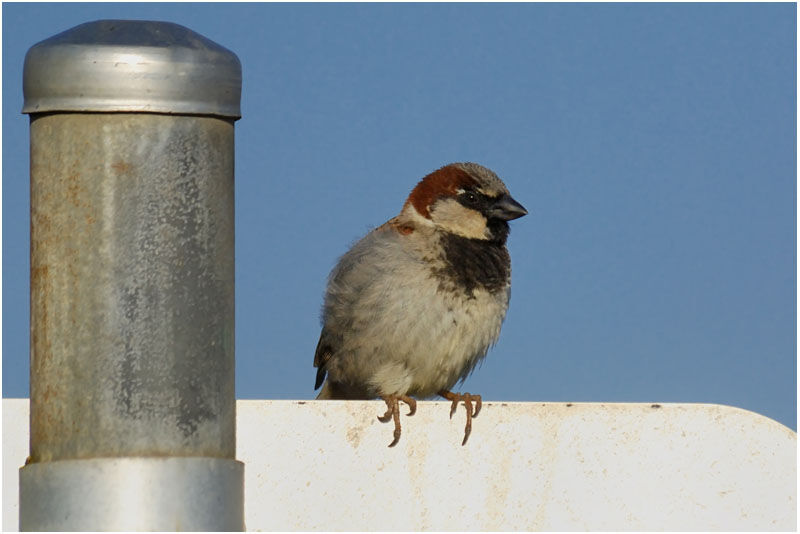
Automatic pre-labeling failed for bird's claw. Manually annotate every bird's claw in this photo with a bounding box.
[378,395,417,447]
[439,390,482,446]
[448,398,458,419]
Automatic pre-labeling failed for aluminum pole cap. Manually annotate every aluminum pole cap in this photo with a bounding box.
[22,20,242,118]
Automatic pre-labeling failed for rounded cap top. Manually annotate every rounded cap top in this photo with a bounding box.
[23,20,242,118]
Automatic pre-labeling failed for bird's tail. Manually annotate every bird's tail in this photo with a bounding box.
[316,381,333,400]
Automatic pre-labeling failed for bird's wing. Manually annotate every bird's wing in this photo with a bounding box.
[312,221,415,392]
[313,332,334,390]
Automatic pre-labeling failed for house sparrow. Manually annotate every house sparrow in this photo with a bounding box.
[314,162,527,447]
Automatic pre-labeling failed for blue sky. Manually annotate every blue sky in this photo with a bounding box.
[3,3,796,430]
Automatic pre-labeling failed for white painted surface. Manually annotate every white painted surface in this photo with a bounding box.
[3,398,796,531]
[3,399,28,532]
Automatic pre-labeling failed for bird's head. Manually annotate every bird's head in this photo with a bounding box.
[403,162,527,243]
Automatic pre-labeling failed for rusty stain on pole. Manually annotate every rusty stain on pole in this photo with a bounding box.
[20,20,243,530]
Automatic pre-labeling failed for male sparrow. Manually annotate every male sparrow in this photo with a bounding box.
[314,162,527,446]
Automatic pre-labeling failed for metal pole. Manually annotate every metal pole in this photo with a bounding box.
[20,20,243,531]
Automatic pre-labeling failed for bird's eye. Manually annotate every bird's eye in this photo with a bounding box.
[461,191,479,204]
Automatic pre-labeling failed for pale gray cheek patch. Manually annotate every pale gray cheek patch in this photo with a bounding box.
[429,199,489,240]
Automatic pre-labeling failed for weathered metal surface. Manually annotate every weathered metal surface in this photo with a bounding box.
[22,20,242,531]
[19,457,244,531]
[23,19,241,117]
[29,113,235,462]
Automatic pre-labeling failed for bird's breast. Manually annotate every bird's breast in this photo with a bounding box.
[322,226,512,398]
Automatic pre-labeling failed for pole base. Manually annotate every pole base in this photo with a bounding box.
[20,457,244,531]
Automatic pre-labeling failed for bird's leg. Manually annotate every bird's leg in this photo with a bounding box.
[438,390,482,446]
[377,395,417,447]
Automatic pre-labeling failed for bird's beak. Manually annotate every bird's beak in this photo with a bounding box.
[488,194,528,221]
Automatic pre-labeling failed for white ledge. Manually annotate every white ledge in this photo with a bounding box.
[4,399,796,531]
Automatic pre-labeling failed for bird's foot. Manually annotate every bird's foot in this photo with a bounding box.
[438,390,482,445]
[377,395,417,447]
